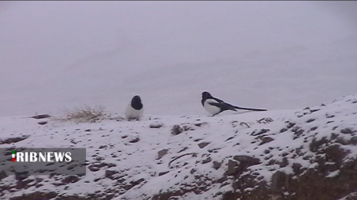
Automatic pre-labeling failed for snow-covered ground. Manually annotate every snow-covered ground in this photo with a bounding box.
[0,93,356,199]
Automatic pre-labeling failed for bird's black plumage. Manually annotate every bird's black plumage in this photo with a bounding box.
[201,91,267,116]
[131,95,143,110]
[201,91,223,105]
[125,95,144,121]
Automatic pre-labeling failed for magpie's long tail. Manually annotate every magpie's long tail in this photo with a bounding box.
[233,106,267,112]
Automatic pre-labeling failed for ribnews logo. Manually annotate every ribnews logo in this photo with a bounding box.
[1,148,86,175]
[11,150,72,162]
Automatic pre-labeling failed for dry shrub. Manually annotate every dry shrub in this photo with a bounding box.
[55,105,105,122]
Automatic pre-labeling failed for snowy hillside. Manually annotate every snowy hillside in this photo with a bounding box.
[1,94,356,200]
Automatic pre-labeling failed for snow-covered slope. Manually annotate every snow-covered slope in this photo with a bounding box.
[1,94,356,200]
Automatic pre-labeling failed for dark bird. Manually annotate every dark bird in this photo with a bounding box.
[201,91,267,116]
[125,95,144,120]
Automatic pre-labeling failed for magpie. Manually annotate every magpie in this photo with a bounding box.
[201,91,267,116]
[125,95,144,120]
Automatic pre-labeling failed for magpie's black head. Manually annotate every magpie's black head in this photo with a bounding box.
[202,91,212,100]
[131,95,143,110]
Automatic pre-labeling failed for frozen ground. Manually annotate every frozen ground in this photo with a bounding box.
[0,93,356,199]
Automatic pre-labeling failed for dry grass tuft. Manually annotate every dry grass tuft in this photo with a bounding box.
[55,105,105,123]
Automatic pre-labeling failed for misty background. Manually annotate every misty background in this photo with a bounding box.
[1,1,357,117]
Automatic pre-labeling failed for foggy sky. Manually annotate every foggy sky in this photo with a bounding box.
[1,1,357,116]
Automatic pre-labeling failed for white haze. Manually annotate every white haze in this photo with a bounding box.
[1,1,356,117]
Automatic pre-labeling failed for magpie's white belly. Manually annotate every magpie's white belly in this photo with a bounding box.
[125,105,144,120]
[203,99,221,115]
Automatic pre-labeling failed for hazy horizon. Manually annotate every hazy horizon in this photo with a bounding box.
[1,1,357,117]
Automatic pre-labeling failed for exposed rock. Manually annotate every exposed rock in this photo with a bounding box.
[198,142,210,148]
[280,128,288,133]
[129,136,140,143]
[105,170,119,180]
[350,137,357,145]
[157,149,169,159]
[88,163,103,172]
[292,162,303,174]
[62,175,80,184]
[16,179,35,190]
[326,113,335,118]
[341,128,354,134]
[259,136,274,145]
[10,192,58,200]
[129,178,145,188]
[306,118,316,123]
[336,136,357,146]
[212,161,222,170]
[310,108,320,113]
[309,137,329,152]
[183,125,194,131]
[0,170,7,180]
[310,126,318,131]
[150,122,164,128]
[207,147,221,153]
[194,122,208,127]
[171,125,184,135]
[240,122,251,128]
[190,168,197,174]
[31,114,51,119]
[324,144,349,166]
[0,136,29,145]
[177,147,188,153]
[38,121,48,125]
[225,136,235,141]
[168,153,197,167]
[257,117,274,124]
[14,171,29,181]
[225,156,262,178]
[233,155,260,166]
[292,126,304,139]
[285,121,296,129]
[201,156,212,164]
[158,171,169,176]
[279,157,289,168]
[226,159,239,175]
[271,171,288,194]
[251,128,270,136]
